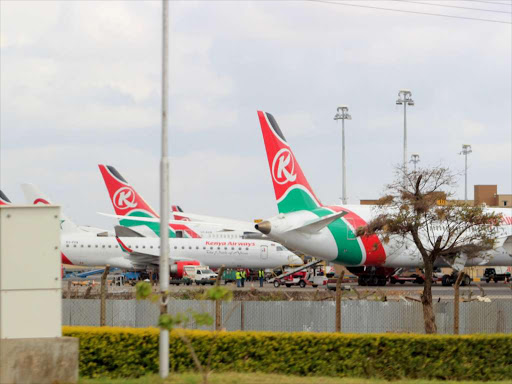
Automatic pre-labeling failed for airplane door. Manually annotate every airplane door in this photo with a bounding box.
[260,245,268,260]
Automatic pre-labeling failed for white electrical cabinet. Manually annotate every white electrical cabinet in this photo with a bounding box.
[0,205,62,339]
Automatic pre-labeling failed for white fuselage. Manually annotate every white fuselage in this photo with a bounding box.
[264,204,512,268]
[62,234,302,270]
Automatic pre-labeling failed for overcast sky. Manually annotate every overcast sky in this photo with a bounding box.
[1,0,511,228]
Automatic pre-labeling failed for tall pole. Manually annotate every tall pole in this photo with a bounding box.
[159,0,170,378]
[461,144,472,204]
[341,117,346,205]
[396,90,414,179]
[334,106,351,205]
[464,152,468,202]
[403,101,407,173]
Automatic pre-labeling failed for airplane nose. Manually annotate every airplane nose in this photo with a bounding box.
[255,220,271,235]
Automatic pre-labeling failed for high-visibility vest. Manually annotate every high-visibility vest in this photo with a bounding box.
[258,270,265,278]
[241,271,246,278]
[235,271,241,279]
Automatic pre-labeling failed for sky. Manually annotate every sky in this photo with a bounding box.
[1,0,511,228]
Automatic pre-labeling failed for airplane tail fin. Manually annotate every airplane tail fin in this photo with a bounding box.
[257,111,321,213]
[98,165,200,238]
[21,183,79,233]
[0,190,12,205]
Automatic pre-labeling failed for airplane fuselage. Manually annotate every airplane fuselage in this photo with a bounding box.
[62,234,302,270]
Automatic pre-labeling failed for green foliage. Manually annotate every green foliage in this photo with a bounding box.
[64,326,512,381]
[158,310,213,331]
[135,282,153,300]
[205,286,233,301]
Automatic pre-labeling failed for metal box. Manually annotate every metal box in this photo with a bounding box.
[0,205,62,339]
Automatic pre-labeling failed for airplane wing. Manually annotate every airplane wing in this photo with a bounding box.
[99,212,257,233]
[285,211,349,234]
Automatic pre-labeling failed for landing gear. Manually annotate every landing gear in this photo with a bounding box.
[357,274,387,287]
[441,273,472,287]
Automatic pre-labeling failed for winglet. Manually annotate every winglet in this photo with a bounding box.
[115,236,133,253]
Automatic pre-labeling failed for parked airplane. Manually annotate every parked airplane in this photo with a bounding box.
[22,183,302,269]
[0,190,11,205]
[99,164,265,240]
[253,111,512,285]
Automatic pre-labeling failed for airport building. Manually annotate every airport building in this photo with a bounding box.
[361,185,511,207]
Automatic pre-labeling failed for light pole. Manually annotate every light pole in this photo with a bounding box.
[460,144,472,203]
[396,90,414,175]
[334,105,351,205]
[159,0,170,378]
[410,153,420,172]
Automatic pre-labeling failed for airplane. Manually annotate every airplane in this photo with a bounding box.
[0,190,12,205]
[98,164,263,240]
[22,183,302,270]
[251,111,512,285]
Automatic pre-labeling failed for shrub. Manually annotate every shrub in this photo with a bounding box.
[63,326,512,380]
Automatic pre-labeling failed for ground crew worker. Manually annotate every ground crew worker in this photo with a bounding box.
[241,269,246,287]
[235,270,242,288]
[258,269,265,287]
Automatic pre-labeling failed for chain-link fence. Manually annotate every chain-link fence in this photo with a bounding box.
[62,299,512,334]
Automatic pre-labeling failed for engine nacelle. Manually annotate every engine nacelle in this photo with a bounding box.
[170,260,201,278]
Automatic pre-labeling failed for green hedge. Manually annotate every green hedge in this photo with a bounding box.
[63,326,512,381]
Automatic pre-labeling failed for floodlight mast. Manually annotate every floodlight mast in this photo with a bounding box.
[159,0,170,378]
[410,153,420,173]
[396,89,414,177]
[334,105,351,205]
[460,144,472,203]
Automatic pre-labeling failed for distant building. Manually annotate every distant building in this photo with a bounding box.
[360,185,511,207]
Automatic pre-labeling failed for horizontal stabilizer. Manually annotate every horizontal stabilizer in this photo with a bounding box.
[286,211,348,234]
[98,212,257,233]
[115,225,145,238]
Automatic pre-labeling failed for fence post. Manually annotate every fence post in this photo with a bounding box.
[240,301,245,331]
[453,271,464,335]
[67,280,71,299]
[335,270,345,332]
[100,265,110,327]
[214,266,225,331]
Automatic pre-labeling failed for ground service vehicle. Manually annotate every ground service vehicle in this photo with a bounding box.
[484,267,511,283]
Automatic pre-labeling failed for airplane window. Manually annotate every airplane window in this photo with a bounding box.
[182,246,185,250]
[239,247,241,250]
[66,245,69,248]
[73,245,76,248]
[277,246,284,251]
[174,246,177,249]
[210,247,213,250]
[102,245,105,248]
[150,246,153,249]
[135,246,138,249]
[108,245,111,248]
[246,248,249,250]
[203,247,206,250]
[142,246,145,249]
[217,247,220,250]
[95,245,98,248]
[189,246,192,250]
[232,247,234,250]
[115,245,118,248]
[196,247,199,250]
[88,245,91,248]
[81,245,84,248]
[224,247,227,250]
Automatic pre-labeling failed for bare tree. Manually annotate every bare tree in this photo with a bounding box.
[357,166,501,334]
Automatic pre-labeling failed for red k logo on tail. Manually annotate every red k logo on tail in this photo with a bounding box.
[113,187,137,210]
[272,148,297,185]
